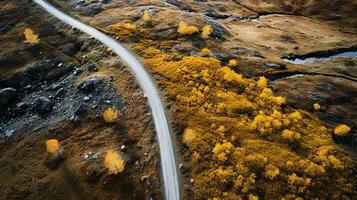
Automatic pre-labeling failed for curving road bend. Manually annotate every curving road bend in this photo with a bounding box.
[32,0,180,199]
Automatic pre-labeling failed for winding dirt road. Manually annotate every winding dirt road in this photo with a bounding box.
[32,0,180,199]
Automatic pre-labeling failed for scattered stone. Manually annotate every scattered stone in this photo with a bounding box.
[78,77,103,93]
[0,23,15,35]
[83,151,102,161]
[87,63,98,72]
[179,163,184,169]
[141,175,148,182]
[211,23,226,39]
[16,102,28,110]
[70,0,86,10]
[265,63,287,70]
[55,88,65,97]
[248,50,264,58]
[86,4,102,16]
[73,67,83,76]
[203,9,229,20]
[5,130,14,137]
[24,85,32,90]
[100,0,111,3]
[0,87,17,108]
[83,96,91,101]
[62,43,80,56]
[34,97,53,114]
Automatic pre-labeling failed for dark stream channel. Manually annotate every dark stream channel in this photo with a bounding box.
[282,50,357,64]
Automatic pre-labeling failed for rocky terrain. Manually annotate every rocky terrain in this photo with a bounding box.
[1,0,356,199]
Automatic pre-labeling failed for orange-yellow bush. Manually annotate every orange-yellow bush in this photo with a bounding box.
[104,150,125,174]
[103,107,119,123]
[202,25,213,38]
[142,10,151,22]
[313,103,321,110]
[24,28,39,44]
[200,48,211,56]
[281,129,301,141]
[178,21,198,35]
[46,139,59,154]
[182,128,196,147]
[228,59,237,67]
[256,77,267,88]
[334,124,351,136]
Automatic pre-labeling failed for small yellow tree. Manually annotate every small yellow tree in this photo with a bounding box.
[334,124,351,136]
[228,59,237,67]
[103,107,119,123]
[178,21,198,35]
[313,103,321,110]
[104,150,125,174]
[202,25,213,38]
[143,10,151,22]
[45,139,62,158]
[201,48,211,56]
[24,28,39,44]
[123,23,136,30]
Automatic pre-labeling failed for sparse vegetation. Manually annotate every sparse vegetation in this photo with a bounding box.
[178,21,198,35]
[202,25,213,38]
[314,103,321,110]
[24,28,39,44]
[334,124,351,136]
[103,107,119,123]
[143,10,151,22]
[228,59,237,67]
[46,139,60,154]
[104,150,125,174]
[200,48,211,56]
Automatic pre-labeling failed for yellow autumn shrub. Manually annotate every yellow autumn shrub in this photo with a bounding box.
[103,107,119,123]
[24,28,39,44]
[202,25,213,38]
[228,59,237,67]
[142,10,151,22]
[313,103,321,110]
[46,139,59,154]
[178,21,198,35]
[104,150,125,174]
[334,124,351,136]
[200,48,211,56]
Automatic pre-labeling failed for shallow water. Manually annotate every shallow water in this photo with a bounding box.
[283,51,357,64]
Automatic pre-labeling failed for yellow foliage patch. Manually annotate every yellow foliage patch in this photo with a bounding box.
[202,25,213,38]
[182,128,196,147]
[103,107,119,123]
[106,25,356,199]
[313,103,321,110]
[24,28,39,44]
[228,59,237,67]
[334,124,351,136]
[46,139,59,154]
[200,48,211,56]
[104,150,125,174]
[178,21,198,35]
[143,10,151,22]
